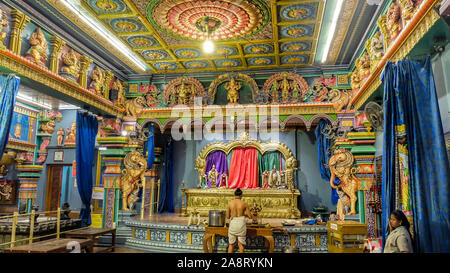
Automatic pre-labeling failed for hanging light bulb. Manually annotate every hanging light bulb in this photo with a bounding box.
[203,39,214,54]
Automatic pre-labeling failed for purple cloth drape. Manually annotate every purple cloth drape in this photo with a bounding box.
[205,151,228,187]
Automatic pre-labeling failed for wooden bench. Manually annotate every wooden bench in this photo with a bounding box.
[3,238,93,253]
[64,228,116,253]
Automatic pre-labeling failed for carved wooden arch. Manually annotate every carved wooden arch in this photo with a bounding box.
[308,114,338,129]
[140,118,164,133]
[280,115,310,131]
[207,73,259,103]
[195,132,298,188]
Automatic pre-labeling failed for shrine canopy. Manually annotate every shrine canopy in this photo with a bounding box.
[195,133,298,189]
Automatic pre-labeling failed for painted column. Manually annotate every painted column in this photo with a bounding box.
[49,36,65,74]
[16,164,43,212]
[79,55,92,88]
[9,10,29,55]
[97,136,129,229]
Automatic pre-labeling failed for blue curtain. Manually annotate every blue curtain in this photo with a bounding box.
[158,137,174,213]
[381,58,450,252]
[315,119,339,205]
[0,75,20,157]
[76,112,98,226]
[147,124,155,169]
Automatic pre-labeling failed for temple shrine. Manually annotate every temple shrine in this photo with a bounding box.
[0,0,449,256]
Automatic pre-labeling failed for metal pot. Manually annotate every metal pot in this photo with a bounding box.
[209,210,226,227]
[282,246,299,253]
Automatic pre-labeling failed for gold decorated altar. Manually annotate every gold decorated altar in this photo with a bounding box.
[181,188,301,218]
[182,133,301,219]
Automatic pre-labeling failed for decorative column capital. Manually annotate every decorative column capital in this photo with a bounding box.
[103,70,114,100]
[49,36,66,73]
[9,9,30,54]
[79,55,93,87]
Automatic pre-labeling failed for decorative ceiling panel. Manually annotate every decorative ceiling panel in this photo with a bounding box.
[75,0,326,73]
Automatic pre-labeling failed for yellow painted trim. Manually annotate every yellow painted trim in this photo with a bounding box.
[290,234,295,246]
[147,229,151,240]
[187,232,192,245]
[166,231,170,243]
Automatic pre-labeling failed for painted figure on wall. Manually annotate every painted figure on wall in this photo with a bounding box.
[61,48,80,79]
[225,77,241,104]
[176,78,192,105]
[350,70,361,91]
[25,28,48,66]
[124,96,145,118]
[89,66,105,96]
[280,72,291,103]
[57,127,64,146]
[0,9,9,49]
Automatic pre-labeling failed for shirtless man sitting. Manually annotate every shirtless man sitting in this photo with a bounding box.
[226,188,252,253]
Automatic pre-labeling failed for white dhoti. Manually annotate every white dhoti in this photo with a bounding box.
[228,216,246,245]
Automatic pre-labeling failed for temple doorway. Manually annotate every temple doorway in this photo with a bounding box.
[45,165,73,216]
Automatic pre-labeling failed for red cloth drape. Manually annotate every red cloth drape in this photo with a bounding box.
[228,147,258,189]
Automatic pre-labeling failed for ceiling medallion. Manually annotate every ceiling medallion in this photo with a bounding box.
[147,0,270,41]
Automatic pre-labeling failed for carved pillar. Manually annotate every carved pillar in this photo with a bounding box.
[79,55,93,88]
[49,36,65,74]
[103,70,114,100]
[9,10,29,54]
[16,164,43,212]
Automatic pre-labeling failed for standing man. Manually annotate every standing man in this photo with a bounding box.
[226,188,252,253]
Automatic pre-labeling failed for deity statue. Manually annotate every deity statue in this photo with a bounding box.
[350,69,361,91]
[280,72,291,103]
[177,80,190,105]
[65,121,76,145]
[399,0,422,22]
[208,164,219,188]
[386,2,402,44]
[89,66,104,96]
[25,28,48,66]
[225,77,241,104]
[0,9,9,48]
[367,32,384,72]
[112,79,125,107]
[311,80,329,102]
[249,200,262,224]
[329,149,369,219]
[57,127,64,146]
[291,81,300,102]
[61,48,80,79]
[39,120,56,135]
[268,165,281,189]
[262,171,270,189]
[271,80,279,102]
[124,96,145,118]
[219,173,228,188]
[358,52,371,80]
[121,151,147,211]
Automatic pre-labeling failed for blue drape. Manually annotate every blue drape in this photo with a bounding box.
[147,124,155,169]
[76,112,98,226]
[315,119,339,205]
[158,138,174,213]
[0,75,20,157]
[381,58,450,252]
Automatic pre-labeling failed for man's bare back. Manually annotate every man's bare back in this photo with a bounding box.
[227,198,252,219]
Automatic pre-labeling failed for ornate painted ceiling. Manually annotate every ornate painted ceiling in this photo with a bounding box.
[24,0,382,75]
